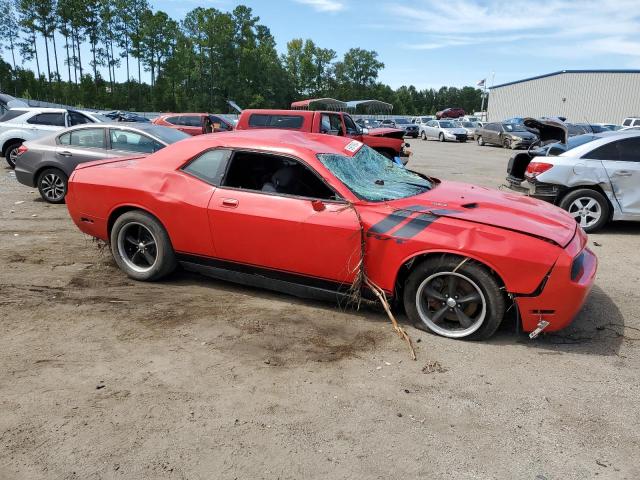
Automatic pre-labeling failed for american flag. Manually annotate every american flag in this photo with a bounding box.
[477,79,486,87]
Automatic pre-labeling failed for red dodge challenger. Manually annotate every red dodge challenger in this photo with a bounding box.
[66,130,597,340]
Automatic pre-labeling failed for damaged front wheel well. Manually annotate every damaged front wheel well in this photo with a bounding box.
[394,252,509,305]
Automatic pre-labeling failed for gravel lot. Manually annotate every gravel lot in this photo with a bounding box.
[1,138,639,479]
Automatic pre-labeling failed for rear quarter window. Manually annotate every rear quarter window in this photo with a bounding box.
[0,110,27,122]
[248,114,303,129]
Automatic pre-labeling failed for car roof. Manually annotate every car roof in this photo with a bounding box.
[560,130,640,157]
[145,129,362,170]
[9,107,68,113]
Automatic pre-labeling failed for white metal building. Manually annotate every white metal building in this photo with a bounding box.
[487,70,640,124]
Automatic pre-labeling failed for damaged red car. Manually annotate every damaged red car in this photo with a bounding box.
[66,130,597,340]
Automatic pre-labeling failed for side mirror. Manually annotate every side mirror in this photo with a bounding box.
[362,127,369,135]
[311,200,326,212]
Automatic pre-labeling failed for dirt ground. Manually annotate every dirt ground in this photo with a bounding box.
[1,138,639,480]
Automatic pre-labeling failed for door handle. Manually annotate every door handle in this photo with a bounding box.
[58,151,72,157]
[613,170,632,177]
[221,198,239,208]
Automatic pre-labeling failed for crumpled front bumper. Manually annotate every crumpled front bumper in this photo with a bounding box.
[505,178,562,203]
[515,229,597,333]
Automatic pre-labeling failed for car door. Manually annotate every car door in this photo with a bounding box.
[427,120,440,138]
[108,128,164,157]
[587,137,640,215]
[207,149,361,284]
[56,127,108,173]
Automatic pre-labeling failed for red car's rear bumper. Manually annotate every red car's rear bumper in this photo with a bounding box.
[516,240,597,333]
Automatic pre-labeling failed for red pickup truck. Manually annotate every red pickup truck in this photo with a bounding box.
[235,109,411,164]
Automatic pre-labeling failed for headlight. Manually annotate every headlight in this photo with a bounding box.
[511,136,522,141]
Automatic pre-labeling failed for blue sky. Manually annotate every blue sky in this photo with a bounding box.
[12,0,640,89]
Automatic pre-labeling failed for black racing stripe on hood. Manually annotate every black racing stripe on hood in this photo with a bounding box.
[367,205,425,235]
[393,212,439,239]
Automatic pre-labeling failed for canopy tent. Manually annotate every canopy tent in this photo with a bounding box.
[291,98,348,111]
[345,100,393,115]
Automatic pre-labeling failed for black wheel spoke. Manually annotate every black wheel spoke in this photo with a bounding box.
[130,250,141,263]
[447,275,458,298]
[142,250,155,265]
[125,235,138,245]
[455,308,474,328]
[424,286,445,301]
[458,292,481,304]
[431,305,449,324]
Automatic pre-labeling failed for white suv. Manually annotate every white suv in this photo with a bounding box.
[0,108,105,168]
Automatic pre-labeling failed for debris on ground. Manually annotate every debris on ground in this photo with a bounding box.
[422,360,447,374]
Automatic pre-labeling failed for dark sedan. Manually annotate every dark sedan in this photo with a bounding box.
[476,122,538,149]
[14,123,189,203]
[379,118,419,137]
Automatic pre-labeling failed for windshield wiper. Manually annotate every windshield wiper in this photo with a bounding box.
[378,178,431,189]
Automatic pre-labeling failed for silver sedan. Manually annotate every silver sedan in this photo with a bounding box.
[506,120,640,232]
[14,123,190,203]
[419,120,469,142]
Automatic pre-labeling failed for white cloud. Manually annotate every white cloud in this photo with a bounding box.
[385,0,640,60]
[294,0,345,12]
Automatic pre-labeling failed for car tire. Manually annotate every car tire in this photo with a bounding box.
[477,136,485,146]
[4,141,22,169]
[503,137,511,149]
[110,210,177,281]
[37,168,68,204]
[421,131,427,141]
[403,256,505,340]
[559,189,611,233]
[439,133,445,142]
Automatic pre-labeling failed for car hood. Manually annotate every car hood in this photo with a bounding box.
[523,117,568,144]
[366,127,406,139]
[379,181,576,247]
[444,128,468,134]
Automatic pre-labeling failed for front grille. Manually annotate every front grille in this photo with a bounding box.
[455,134,467,140]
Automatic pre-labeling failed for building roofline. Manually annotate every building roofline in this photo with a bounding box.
[489,69,640,89]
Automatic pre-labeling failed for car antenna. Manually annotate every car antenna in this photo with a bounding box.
[583,116,595,133]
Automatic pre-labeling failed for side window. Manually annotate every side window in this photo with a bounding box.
[616,137,640,161]
[61,128,105,148]
[622,119,632,126]
[222,151,337,200]
[320,114,343,135]
[27,113,65,126]
[248,114,303,128]
[633,119,640,127]
[165,116,183,125]
[182,149,231,185]
[68,111,92,126]
[584,141,620,160]
[344,115,359,134]
[183,116,202,127]
[210,116,232,131]
[110,129,163,153]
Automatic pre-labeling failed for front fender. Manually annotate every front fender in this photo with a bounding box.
[363,215,562,295]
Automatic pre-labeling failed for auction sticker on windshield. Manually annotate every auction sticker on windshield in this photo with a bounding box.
[344,140,363,154]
